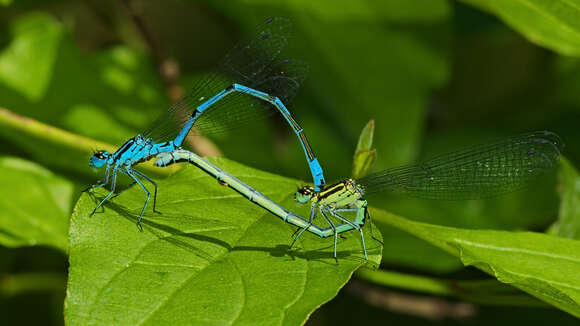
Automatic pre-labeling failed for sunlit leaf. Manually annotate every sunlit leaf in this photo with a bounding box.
[66,158,382,326]
[374,208,580,317]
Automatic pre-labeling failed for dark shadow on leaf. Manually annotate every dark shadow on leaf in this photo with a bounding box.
[230,243,360,265]
[0,228,24,241]
[95,199,234,259]
[90,193,376,264]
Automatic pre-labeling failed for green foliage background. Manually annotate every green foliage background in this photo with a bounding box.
[1,0,580,325]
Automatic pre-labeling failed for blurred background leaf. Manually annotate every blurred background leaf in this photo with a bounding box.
[0,11,167,176]
[0,13,62,101]
[549,158,580,239]
[0,157,70,251]
[460,0,580,56]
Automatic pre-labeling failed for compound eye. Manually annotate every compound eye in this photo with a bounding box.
[298,187,311,195]
[94,150,107,159]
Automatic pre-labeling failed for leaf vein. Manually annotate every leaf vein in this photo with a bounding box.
[453,238,580,263]
[514,0,580,40]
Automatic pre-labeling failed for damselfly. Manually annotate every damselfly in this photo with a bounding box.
[156,131,563,260]
[292,131,563,260]
[85,17,326,228]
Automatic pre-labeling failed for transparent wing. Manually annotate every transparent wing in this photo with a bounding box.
[192,58,308,135]
[143,17,307,141]
[358,131,564,200]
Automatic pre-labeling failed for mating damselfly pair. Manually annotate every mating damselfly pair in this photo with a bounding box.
[85,17,564,261]
[85,17,324,224]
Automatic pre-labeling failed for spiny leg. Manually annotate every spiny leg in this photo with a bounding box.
[289,203,317,249]
[114,168,137,197]
[339,206,382,246]
[320,209,338,262]
[291,227,301,238]
[90,166,118,216]
[126,169,150,231]
[83,166,110,192]
[329,208,368,261]
[132,169,159,213]
[365,207,383,245]
[333,208,362,245]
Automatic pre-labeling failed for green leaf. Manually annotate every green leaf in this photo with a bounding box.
[373,208,580,317]
[351,120,376,179]
[461,0,580,56]
[549,158,580,239]
[0,12,63,100]
[0,156,71,251]
[0,0,12,6]
[354,120,374,152]
[66,158,382,325]
[352,149,376,180]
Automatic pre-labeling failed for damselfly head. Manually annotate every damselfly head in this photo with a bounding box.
[89,150,110,168]
[294,185,315,204]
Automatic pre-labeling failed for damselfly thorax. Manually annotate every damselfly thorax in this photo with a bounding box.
[297,179,364,207]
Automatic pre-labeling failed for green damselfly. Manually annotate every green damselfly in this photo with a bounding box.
[157,131,563,261]
[293,131,563,259]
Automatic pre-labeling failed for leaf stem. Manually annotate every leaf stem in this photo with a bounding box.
[0,107,178,175]
[0,272,65,295]
[356,269,546,307]
[0,107,113,153]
